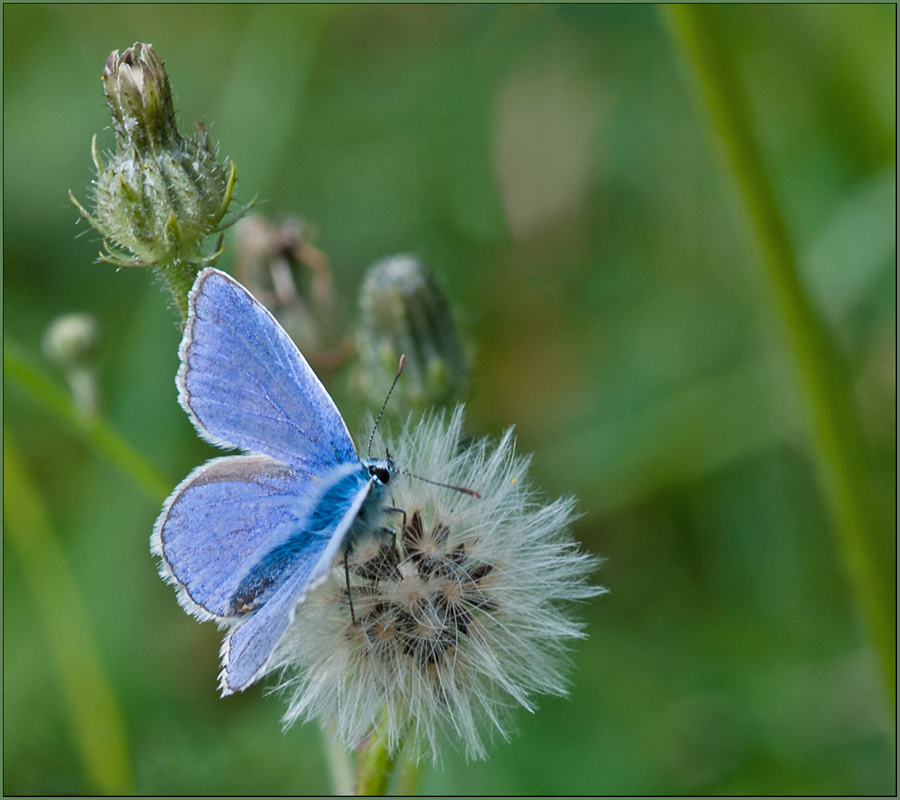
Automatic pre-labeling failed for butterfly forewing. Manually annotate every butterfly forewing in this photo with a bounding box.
[178,269,358,473]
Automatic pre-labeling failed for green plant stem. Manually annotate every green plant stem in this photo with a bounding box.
[663,4,894,709]
[354,708,401,796]
[4,433,133,793]
[390,751,422,797]
[4,345,170,502]
[158,256,197,323]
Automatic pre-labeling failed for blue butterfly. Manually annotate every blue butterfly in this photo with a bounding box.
[152,267,398,695]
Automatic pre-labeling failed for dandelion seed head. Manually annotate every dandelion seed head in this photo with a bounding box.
[270,406,603,763]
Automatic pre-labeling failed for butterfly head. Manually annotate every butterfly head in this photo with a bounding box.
[364,452,396,486]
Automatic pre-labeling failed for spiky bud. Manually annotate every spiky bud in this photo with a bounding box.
[70,43,253,319]
[356,255,468,414]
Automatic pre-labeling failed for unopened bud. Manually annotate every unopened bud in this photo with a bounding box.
[233,215,345,364]
[356,255,468,413]
[42,313,100,418]
[70,43,254,319]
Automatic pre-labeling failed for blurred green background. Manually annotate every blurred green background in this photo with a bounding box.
[4,4,895,794]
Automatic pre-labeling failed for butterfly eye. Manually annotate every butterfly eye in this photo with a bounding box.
[371,466,391,484]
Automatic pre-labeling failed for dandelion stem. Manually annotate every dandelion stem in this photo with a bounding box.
[663,4,895,710]
[390,751,421,796]
[354,708,401,796]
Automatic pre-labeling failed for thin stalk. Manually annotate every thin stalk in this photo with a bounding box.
[354,708,401,796]
[158,256,196,323]
[4,345,170,502]
[4,434,133,793]
[390,751,422,797]
[663,4,894,709]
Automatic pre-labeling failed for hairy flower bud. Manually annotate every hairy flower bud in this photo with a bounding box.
[357,255,468,414]
[70,43,254,318]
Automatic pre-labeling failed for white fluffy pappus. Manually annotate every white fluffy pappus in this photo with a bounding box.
[268,406,604,763]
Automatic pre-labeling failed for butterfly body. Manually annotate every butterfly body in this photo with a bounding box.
[152,268,395,695]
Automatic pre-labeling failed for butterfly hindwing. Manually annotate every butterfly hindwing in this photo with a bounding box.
[152,454,322,620]
[219,468,378,694]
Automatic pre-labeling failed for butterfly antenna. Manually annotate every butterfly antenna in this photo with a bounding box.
[367,354,406,459]
[400,469,481,498]
[366,355,480,498]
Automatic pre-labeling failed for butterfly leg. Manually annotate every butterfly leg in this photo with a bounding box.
[383,504,407,528]
[344,555,357,624]
[382,505,406,558]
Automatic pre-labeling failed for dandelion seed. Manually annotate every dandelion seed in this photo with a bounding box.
[271,407,603,763]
